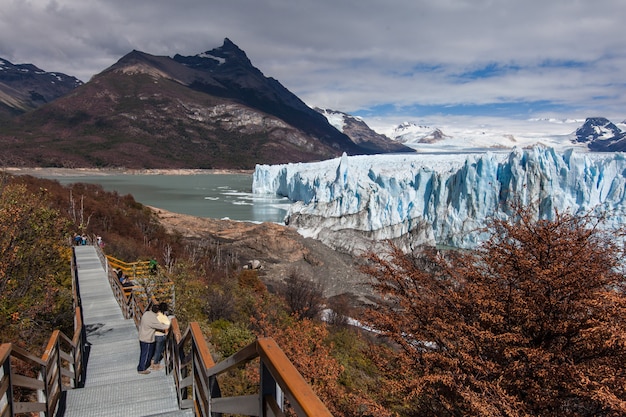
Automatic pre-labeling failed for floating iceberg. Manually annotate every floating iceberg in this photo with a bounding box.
[252,147,626,253]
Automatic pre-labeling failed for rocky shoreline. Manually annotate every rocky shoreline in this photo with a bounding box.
[3,167,254,176]
[150,206,372,301]
[4,166,371,301]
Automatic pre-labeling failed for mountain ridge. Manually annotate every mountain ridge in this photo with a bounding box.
[1,39,624,166]
[0,58,82,116]
[0,39,407,169]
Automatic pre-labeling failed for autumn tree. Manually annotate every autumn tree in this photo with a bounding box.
[252,290,393,417]
[283,268,325,320]
[0,179,74,350]
[361,206,626,416]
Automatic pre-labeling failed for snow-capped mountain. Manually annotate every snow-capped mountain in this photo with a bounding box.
[315,108,413,153]
[0,57,82,113]
[253,147,626,254]
[378,119,584,152]
[376,117,626,153]
[573,117,626,151]
[387,122,450,144]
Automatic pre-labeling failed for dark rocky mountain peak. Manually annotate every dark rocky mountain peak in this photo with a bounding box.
[574,117,621,142]
[0,57,82,114]
[173,38,254,74]
[171,39,366,155]
[315,108,414,153]
[211,37,252,65]
[573,117,626,151]
[0,39,414,168]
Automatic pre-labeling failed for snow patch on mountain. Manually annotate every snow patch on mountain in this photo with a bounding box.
[317,108,348,132]
[366,117,590,153]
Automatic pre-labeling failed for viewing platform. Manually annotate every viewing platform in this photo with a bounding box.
[63,245,191,417]
[1,243,333,417]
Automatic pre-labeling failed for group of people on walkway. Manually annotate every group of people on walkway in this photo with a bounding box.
[137,302,171,375]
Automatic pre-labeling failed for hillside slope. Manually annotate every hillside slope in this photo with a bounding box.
[0,39,406,169]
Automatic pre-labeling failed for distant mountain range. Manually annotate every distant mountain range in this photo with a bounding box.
[0,58,82,115]
[0,39,624,169]
[372,117,626,152]
[314,108,411,153]
[0,38,411,169]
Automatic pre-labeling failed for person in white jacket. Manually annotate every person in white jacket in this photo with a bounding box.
[150,302,171,371]
[137,304,170,374]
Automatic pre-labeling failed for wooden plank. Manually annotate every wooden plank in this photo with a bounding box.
[0,402,11,417]
[11,374,45,390]
[257,338,333,417]
[41,331,60,361]
[0,344,11,364]
[47,389,61,416]
[180,374,193,389]
[13,401,46,413]
[190,322,215,370]
[180,398,194,409]
[193,383,208,417]
[206,340,258,377]
[265,394,286,417]
[211,395,258,415]
[0,373,11,401]
[59,350,72,363]
[8,345,45,366]
[61,367,75,381]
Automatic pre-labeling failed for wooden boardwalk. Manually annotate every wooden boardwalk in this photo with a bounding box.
[62,246,191,417]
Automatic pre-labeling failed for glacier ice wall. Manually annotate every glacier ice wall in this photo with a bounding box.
[252,147,626,251]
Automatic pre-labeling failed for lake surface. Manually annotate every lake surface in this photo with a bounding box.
[36,173,290,223]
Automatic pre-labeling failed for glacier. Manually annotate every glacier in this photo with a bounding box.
[252,147,626,253]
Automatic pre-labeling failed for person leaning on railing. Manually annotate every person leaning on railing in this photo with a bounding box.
[137,304,170,375]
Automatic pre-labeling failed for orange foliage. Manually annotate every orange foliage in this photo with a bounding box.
[361,206,626,416]
[0,178,74,351]
[252,294,393,416]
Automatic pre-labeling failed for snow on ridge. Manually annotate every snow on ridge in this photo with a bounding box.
[198,52,226,65]
[318,109,346,132]
[253,147,626,252]
[366,116,587,153]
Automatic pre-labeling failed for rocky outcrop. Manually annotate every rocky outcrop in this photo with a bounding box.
[150,206,372,300]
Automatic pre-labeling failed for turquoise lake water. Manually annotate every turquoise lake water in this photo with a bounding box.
[36,173,289,223]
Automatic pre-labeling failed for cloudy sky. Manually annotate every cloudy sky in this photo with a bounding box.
[1,0,624,131]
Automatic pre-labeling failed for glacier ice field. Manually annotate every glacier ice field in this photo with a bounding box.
[253,147,626,250]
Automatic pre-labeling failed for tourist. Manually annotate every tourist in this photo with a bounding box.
[149,258,158,275]
[137,304,170,374]
[117,270,133,287]
[150,302,171,371]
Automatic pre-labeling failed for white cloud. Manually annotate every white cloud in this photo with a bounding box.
[0,0,624,126]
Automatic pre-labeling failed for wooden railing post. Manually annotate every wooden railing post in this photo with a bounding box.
[45,333,63,416]
[0,344,14,417]
[37,364,48,417]
[260,361,283,415]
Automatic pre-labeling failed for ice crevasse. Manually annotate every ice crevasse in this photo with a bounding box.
[252,147,626,253]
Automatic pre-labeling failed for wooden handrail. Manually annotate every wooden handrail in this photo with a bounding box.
[1,248,332,417]
[108,253,333,417]
[0,250,85,417]
[106,255,153,279]
[202,338,333,417]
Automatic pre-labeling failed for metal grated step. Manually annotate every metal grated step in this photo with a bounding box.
[61,246,187,417]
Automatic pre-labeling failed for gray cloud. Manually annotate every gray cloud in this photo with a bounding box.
[1,0,624,124]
